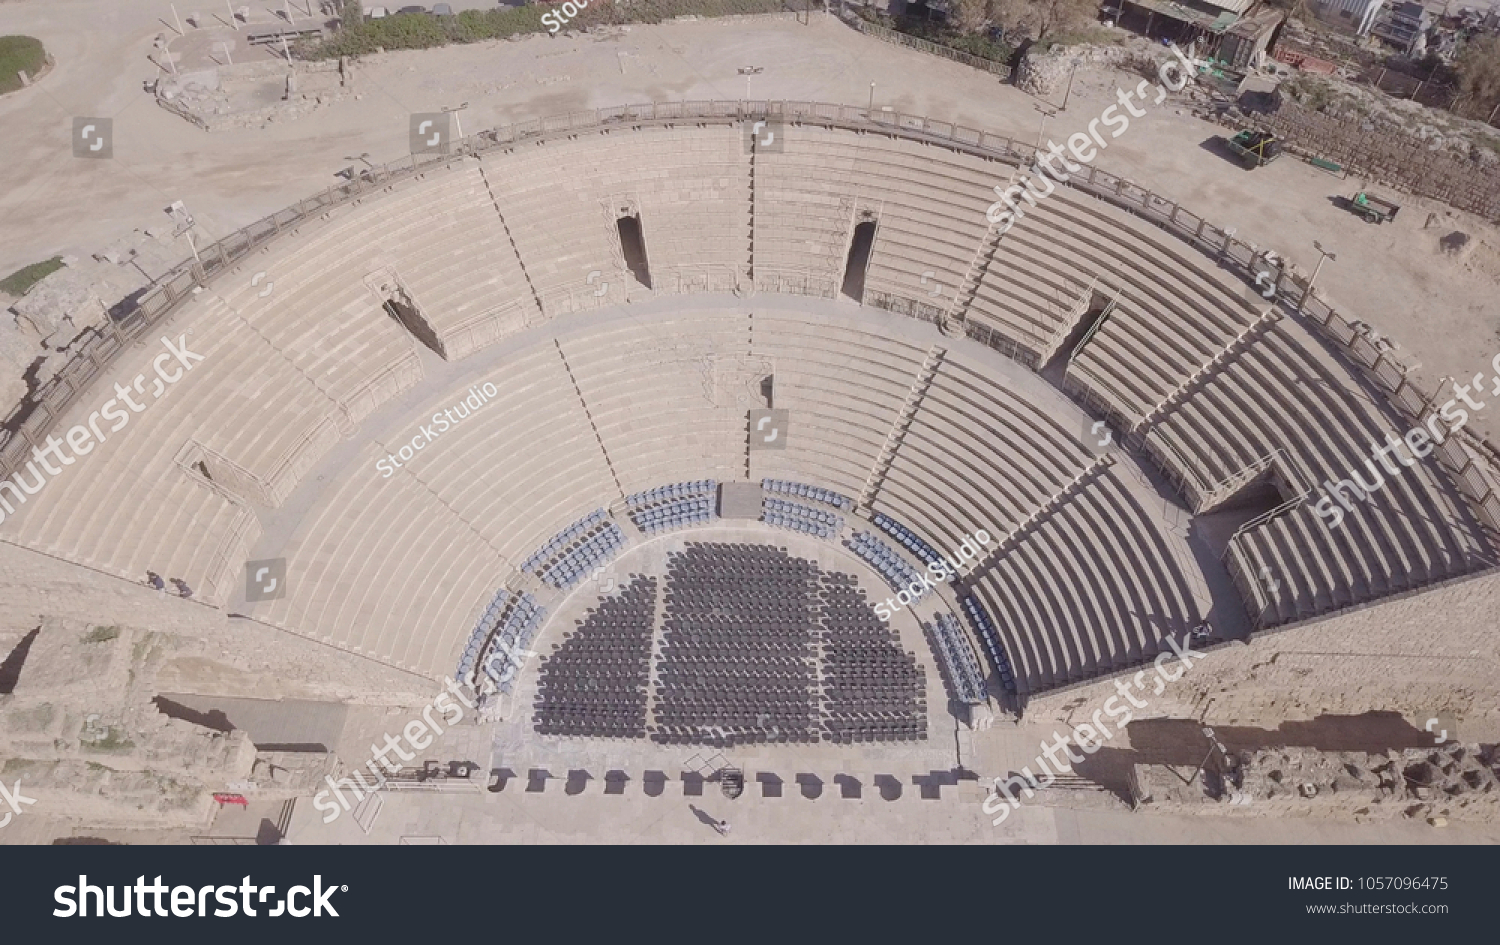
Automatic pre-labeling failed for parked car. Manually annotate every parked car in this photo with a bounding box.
[432,2,454,14]
[366,5,388,17]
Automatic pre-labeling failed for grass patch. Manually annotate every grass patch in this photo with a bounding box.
[305,0,787,59]
[0,256,63,297]
[82,625,120,644]
[81,727,136,752]
[0,36,45,94]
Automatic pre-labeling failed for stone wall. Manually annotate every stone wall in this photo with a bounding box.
[1135,742,1500,824]
[1232,92,1500,221]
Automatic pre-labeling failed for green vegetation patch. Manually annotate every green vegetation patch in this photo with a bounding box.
[81,727,136,752]
[0,256,63,297]
[82,625,121,644]
[0,36,45,95]
[305,0,787,60]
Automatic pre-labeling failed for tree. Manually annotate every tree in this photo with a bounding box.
[1455,34,1500,118]
[991,0,1091,41]
[948,0,991,35]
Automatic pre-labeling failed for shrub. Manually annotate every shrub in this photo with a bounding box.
[303,0,786,59]
[0,256,63,297]
[0,35,45,94]
[82,625,120,644]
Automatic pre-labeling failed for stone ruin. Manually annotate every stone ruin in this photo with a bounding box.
[0,618,258,830]
[154,58,355,132]
[0,228,187,425]
[1133,742,1500,825]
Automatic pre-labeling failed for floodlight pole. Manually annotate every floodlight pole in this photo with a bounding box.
[1302,240,1337,310]
[171,3,185,34]
[443,102,469,141]
[227,0,238,29]
[1061,63,1078,111]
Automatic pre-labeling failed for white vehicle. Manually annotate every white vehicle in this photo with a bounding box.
[366,5,388,17]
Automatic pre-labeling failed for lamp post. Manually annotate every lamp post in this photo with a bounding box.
[168,202,202,267]
[443,101,469,141]
[1302,239,1337,310]
[737,66,763,102]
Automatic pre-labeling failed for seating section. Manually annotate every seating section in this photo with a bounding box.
[749,315,929,498]
[753,126,857,296]
[960,595,1017,695]
[872,511,946,571]
[258,348,614,677]
[820,572,927,744]
[652,544,821,747]
[846,531,927,597]
[968,468,1202,694]
[1149,323,1491,625]
[760,128,1000,320]
[627,481,718,536]
[211,189,426,427]
[485,125,750,312]
[926,612,988,705]
[524,511,625,590]
[1027,189,1261,428]
[762,478,853,510]
[560,314,748,492]
[762,497,842,538]
[457,587,508,683]
[533,577,656,738]
[874,354,1093,556]
[478,593,546,692]
[259,439,510,676]
[364,165,540,360]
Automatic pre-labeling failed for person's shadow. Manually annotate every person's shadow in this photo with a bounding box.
[688,804,724,833]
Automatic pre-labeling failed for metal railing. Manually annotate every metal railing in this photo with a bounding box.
[841,15,1009,76]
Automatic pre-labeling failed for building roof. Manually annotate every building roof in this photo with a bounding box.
[1124,0,1243,32]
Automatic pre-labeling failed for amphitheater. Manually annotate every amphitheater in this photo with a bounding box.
[4,98,1500,844]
